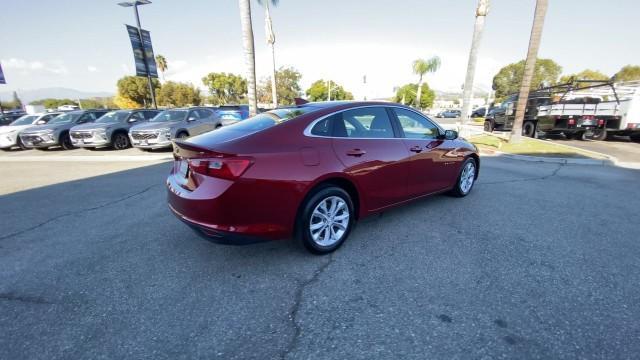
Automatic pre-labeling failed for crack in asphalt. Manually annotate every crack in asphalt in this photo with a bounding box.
[0,292,51,305]
[280,254,335,360]
[0,184,161,242]
[477,163,564,185]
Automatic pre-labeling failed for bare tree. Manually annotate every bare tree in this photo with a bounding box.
[259,0,279,109]
[238,0,258,116]
[511,0,548,142]
[461,0,490,126]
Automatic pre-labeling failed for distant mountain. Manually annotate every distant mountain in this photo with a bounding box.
[0,87,114,103]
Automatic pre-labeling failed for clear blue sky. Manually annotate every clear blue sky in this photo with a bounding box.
[1,0,639,98]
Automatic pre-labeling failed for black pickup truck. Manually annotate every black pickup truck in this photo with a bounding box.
[483,94,551,137]
[484,81,615,140]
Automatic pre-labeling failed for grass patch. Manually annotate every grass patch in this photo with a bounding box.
[469,134,607,159]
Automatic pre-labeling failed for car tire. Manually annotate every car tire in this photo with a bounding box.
[215,124,223,130]
[112,132,131,150]
[177,132,189,139]
[449,157,477,198]
[296,186,355,255]
[590,129,607,141]
[17,137,28,150]
[522,121,537,138]
[630,134,640,143]
[483,120,493,133]
[60,133,75,150]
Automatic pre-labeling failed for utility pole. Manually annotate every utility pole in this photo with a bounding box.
[118,0,157,109]
[461,0,490,130]
[327,80,332,101]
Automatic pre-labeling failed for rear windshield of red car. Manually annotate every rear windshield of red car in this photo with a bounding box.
[224,107,315,133]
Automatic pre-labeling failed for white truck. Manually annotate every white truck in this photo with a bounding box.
[486,81,640,141]
[535,81,640,141]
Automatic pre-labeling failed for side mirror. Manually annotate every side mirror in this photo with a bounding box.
[187,116,197,122]
[444,130,458,140]
[36,120,46,125]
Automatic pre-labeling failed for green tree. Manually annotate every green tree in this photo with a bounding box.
[116,76,161,108]
[157,81,202,107]
[202,72,248,105]
[412,57,440,109]
[559,69,609,85]
[155,54,168,82]
[29,98,77,109]
[306,80,354,102]
[492,58,561,102]
[258,66,302,106]
[393,83,435,109]
[614,65,640,82]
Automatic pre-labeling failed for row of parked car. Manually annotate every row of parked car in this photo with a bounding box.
[0,105,250,151]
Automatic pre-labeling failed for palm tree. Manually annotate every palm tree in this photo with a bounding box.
[412,56,440,109]
[460,0,490,126]
[238,0,258,116]
[510,0,548,142]
[155,55,168,82]
[259,0,279,109]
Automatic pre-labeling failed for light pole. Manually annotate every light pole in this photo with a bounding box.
[118,0,157,109]
[461,0,490,130]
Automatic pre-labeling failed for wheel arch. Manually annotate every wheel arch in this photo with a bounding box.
[293,175,362,238]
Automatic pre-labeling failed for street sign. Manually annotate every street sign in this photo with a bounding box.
[0,62,6,84]
[125,24,158,78]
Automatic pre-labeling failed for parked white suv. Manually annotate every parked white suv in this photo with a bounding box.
[0,112,61,150]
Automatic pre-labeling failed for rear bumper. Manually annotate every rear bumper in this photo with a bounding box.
[165,170,291,242]
[168,203,267,245]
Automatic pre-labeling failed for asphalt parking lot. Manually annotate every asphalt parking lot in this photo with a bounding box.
[1,155,640,359]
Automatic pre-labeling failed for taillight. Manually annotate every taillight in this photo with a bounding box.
[187,157,253,180]
[597,119,605,126]
[628,123,639,129]
[568,118,576,125]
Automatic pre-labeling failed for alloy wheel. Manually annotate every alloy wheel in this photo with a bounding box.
[309,196,350,247]
[460,162,475,194]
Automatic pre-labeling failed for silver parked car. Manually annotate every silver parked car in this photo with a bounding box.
[129,107,221,150]
[70,109,159,150]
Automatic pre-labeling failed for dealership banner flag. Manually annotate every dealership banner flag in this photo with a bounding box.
[125,24,158,78]
[0,62,6,84]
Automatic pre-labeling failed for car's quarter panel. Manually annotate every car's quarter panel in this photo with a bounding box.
[169,126,343,240]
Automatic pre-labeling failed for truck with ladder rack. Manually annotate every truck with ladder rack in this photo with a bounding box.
[484,80,640,141]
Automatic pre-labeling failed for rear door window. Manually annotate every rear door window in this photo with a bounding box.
[197,109,214,119]
[333,107,395,138]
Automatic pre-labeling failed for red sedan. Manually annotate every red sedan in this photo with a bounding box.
[167,101,479,254]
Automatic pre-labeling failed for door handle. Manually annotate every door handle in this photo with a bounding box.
[409,145,423,153]
[346,149,366,157]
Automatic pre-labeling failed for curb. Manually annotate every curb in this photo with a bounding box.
[479,148,614,166]
[0,155,173,162]
[469,130,640,168]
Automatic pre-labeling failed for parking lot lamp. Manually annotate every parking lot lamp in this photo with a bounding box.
[118,0,158,109]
